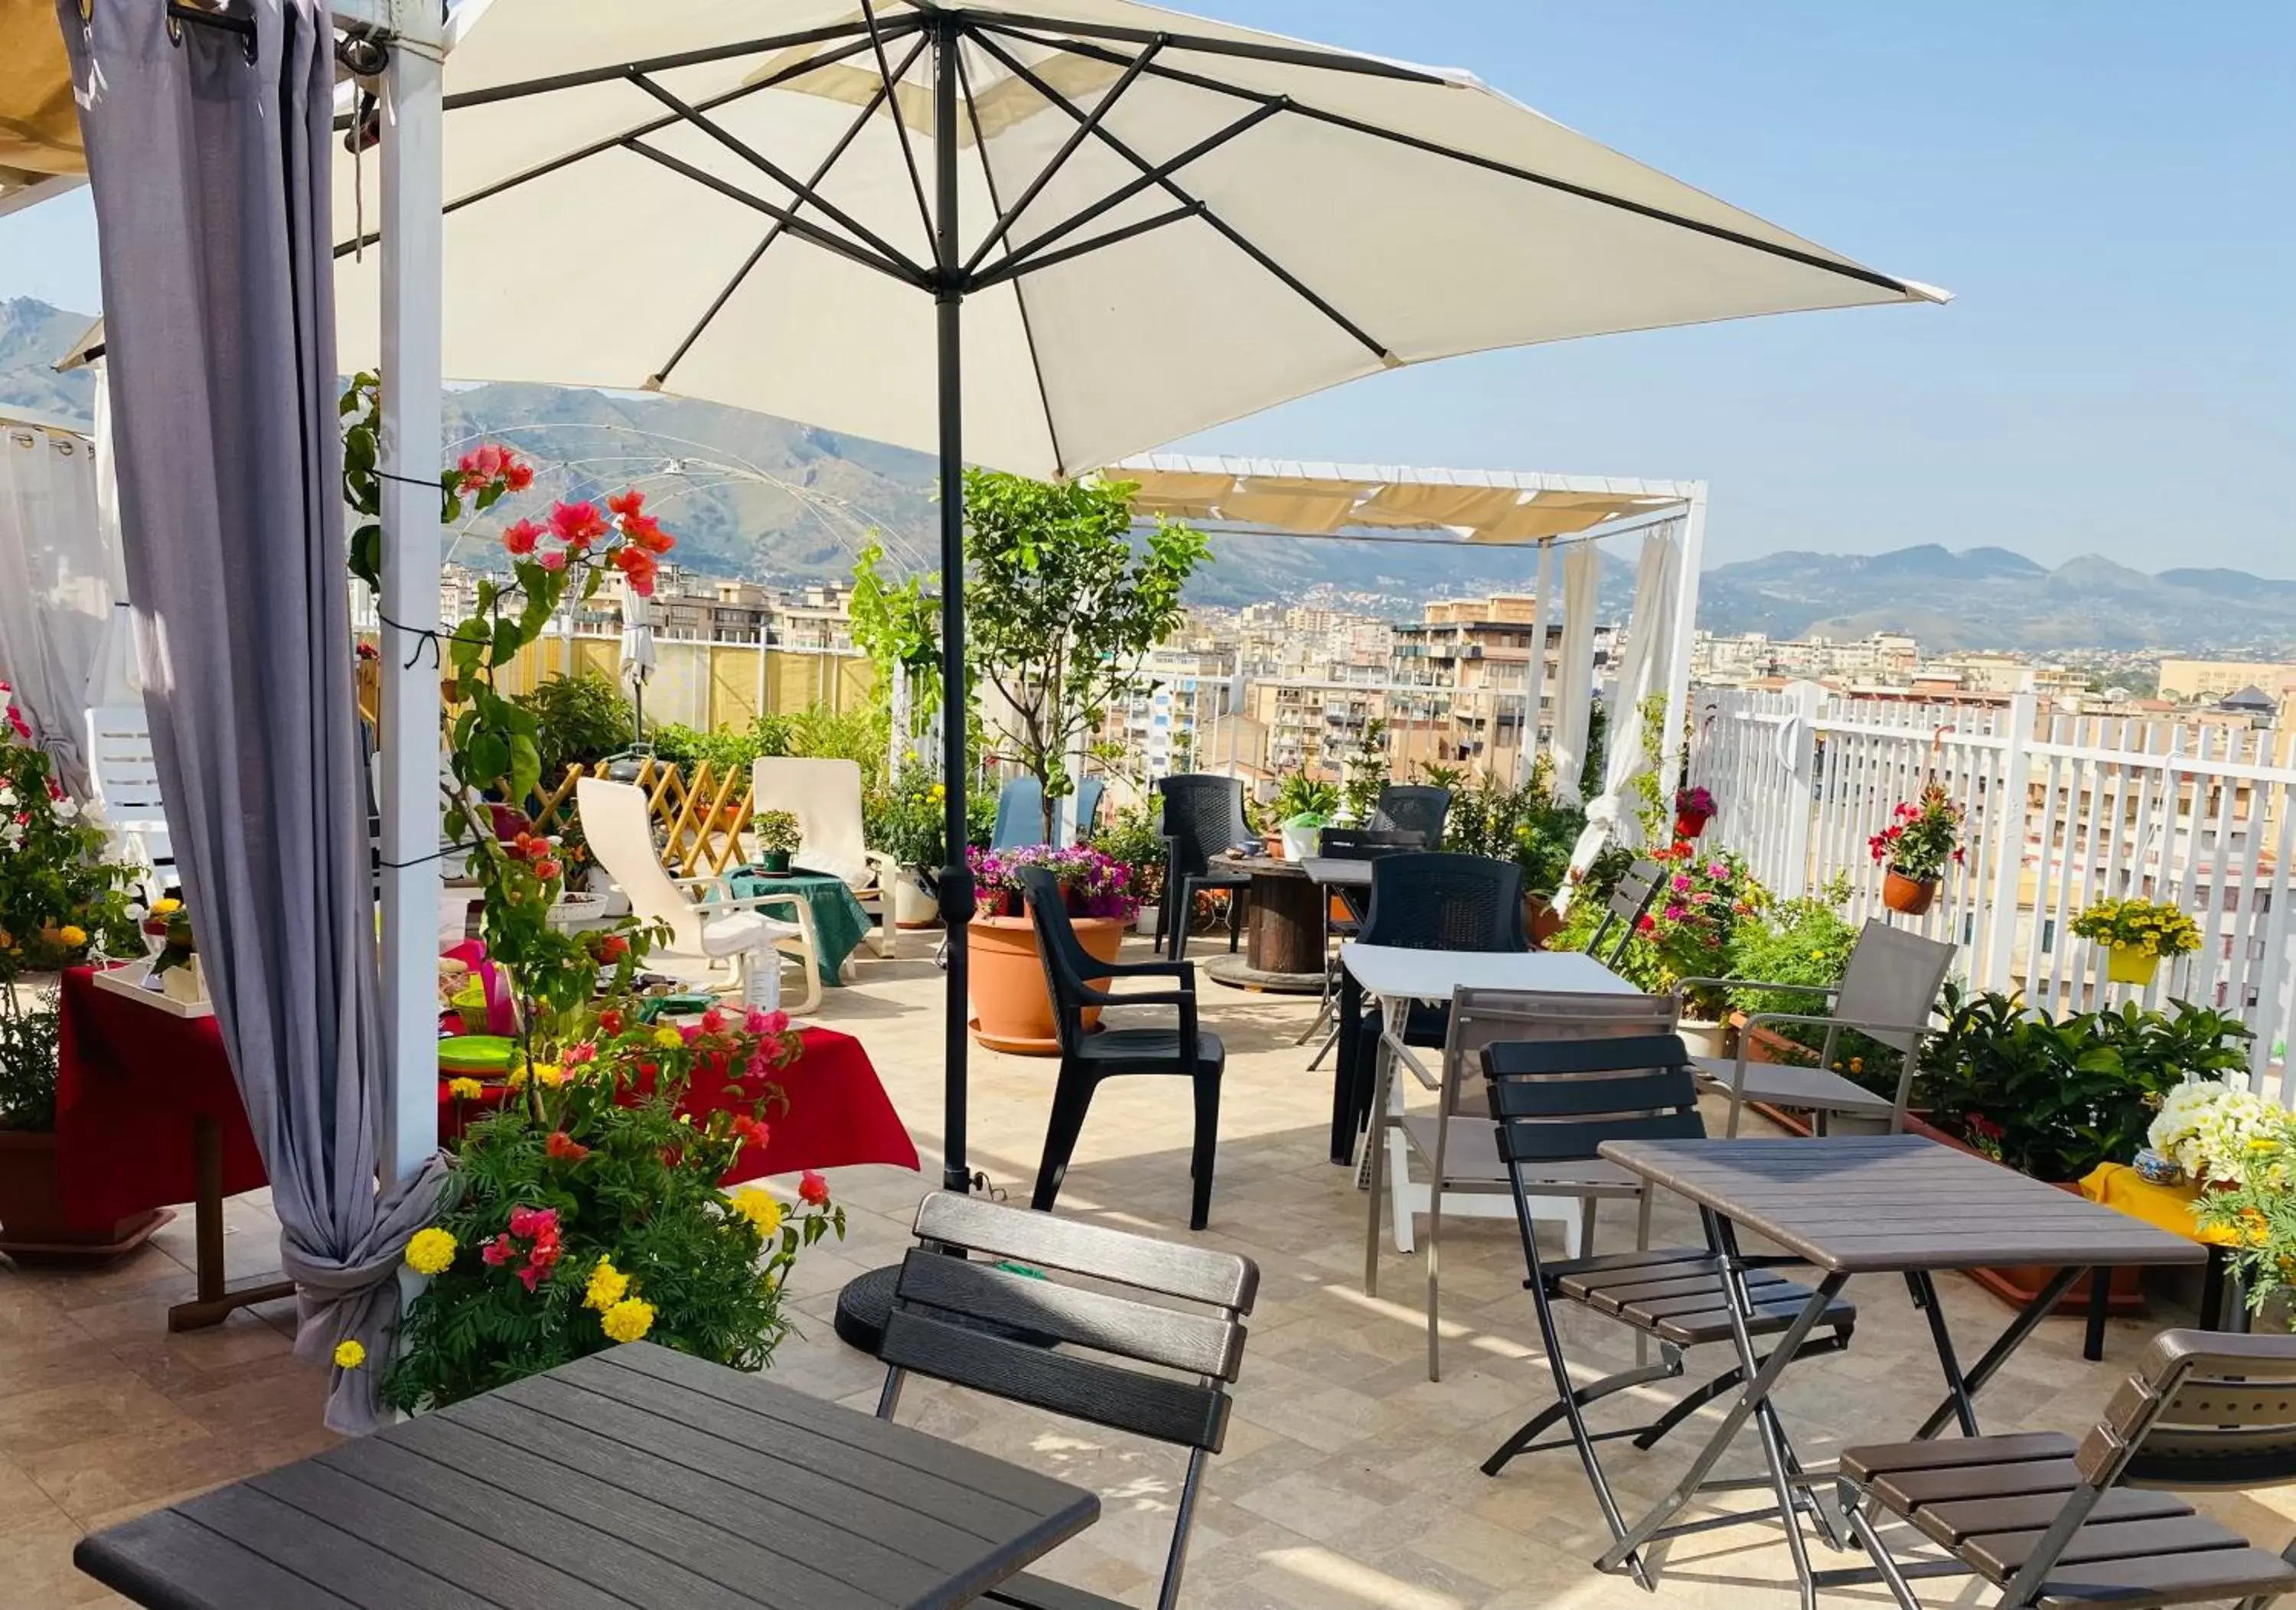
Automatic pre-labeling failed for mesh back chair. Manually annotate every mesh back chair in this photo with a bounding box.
[1479,1034,1857,1586]
[1678,918,1955,1137]
[1373,784,1453,849]
[1019,865,1227,1230]
[1583,857,1665,967]
[1338,852,1529,1167]
[876,1192,1259,1610]
[1364,987,1681,1379]
[1154,774,1253,963]
[1838,1329,2296,1608]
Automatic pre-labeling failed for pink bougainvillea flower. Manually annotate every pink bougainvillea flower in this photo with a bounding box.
[481,1234,514,1267]
[549,500,608,547]
[607,488,645,518]
[752,1008,790,1036]
[623,513,676,554]
[502,460,534,491]
[564,1041,596,1066]
[614,546,659,595]
[501,518,542,556]
[507,1204,558,1240]
[457,443,507,489]
[700,1007,726,1035]
[1671,875,1692,893]
[1662,902,1688,921]
[798,1171,830,1207]
[536,548,566,572]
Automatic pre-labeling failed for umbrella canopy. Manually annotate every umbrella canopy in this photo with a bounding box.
[326,0,1941,1216]
[333,0,1942,479]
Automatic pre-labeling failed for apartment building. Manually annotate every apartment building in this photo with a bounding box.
[1387,593,1567,780]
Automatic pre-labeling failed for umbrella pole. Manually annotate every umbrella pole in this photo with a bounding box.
[931,12,974,1198]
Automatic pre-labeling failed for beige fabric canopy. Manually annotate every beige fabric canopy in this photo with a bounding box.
[1109,454,1693,543]
[0,0,84,212]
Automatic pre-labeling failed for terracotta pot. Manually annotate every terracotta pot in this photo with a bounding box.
[892,869,941,929]
[967,914,1124,1056]
[1674,811,1711,842]
[1261,831,1286,859]
[0,1130,169,1263]
[1524,894,1567,950]
[2106,945,2159,986]
[1882,869,1939,915]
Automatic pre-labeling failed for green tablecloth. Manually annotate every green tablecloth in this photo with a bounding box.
[724,867,873,986]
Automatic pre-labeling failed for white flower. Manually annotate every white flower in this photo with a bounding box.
[2149,1078,2284,1186]
[0,786,15,810]
[51,798,77,820]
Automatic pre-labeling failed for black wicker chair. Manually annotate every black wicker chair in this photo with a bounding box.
[1019,865,1227,1230]
[1373,784,1453,849]
[1154,774,1253,963]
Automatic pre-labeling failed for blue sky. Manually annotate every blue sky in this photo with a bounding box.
[4,2,2288,572]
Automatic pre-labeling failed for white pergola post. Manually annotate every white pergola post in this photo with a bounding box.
[373,18,445,1188]
[1521,537,1554,784]
[1656,484,1707,801]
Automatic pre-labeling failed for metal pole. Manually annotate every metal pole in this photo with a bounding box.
[1525,539,1553,783]
[932,15,974,1194]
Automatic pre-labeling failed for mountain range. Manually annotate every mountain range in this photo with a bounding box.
[5,296,2291,653]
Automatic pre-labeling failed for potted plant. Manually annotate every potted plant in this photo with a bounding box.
[965,844,1137,1054]
[2194,1099,2296,1329]
[0,682,145,1256]
[2153,1077,2284,1189]
[751,810,801,875]
[1557,844,1769,1017]
[1869,781,1964,915]
[1721,878,1861,1064]
[1273,774,1339,861]
[1673,784,1717,843]
[2071,896,2202,987]
[1088,801,1168,937]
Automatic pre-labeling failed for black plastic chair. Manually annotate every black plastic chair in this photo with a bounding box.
[1373,784,1453,849]
[1154,774,1253,963]
[1019,865,1227,1230]
[876,1191,1259,1610]
[1478,1034,1857,1587]
[1333,852,1528,1165]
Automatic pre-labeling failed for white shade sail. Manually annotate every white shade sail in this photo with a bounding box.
[331,0,1945,479]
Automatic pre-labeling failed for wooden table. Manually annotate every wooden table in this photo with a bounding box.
[77,1342,1099,1609]
[1596,1135,2206,1608]
[1202,855,1326,993]
[1329,943,1635,1163]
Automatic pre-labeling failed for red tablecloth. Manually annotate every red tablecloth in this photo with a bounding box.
[57,967,918,1230]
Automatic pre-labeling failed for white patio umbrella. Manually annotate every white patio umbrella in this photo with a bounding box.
[617,572,656,748]
[331,0,1942,1251]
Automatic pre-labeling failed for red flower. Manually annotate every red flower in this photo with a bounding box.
[508,1204,558,1240]
[700,1007,726,1035]
[598,935,628,963]
[598,1007,625,1034]
[549,500,608,547]
[1635,913,1656,934]
[536,549,566,572]
[503,460,534,491]
[481,1234,514,1267]
[458,443,508,490]
[501,519,542,556]
[545,1130,590,1162]
[798,1171,830,1207]
[624,512,675,554]
[607,488,645,518]
[533,858,562,882]
[731,1114,771,1149]
[614,545,659,596]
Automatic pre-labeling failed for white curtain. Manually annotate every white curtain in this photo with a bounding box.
[1545,541,1603,807]
[1557,523,1684,909]
[0,415,118,797]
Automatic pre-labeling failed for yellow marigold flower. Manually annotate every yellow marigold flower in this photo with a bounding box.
[505,1064,529,1090]
[151,898,182,916]
[447,1077,483,1100]
[728,1189,783,1237]
[652,1026,685,1049]
[406,1227,457,1276]
[532,1064,566,1089]
[584,1258,630,1312]
[1849,1058,1864,1074]
[601,1296,655,1344]
[333,1339,367,1370]
[57,924,86,947]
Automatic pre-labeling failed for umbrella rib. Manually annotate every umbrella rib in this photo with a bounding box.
[949,7,1451,84]
[332,32,894,259]
[434,17,913,112]
[969,200,1205,292]
[977,97,1282,279]
[952,36,1067,477]
[860,0,940,267]
[647,39,926,391]
[625,72,930,283]
[621,139,929,289]
[968,30,1393,361]
[958,33,1166,278]
[983,21,1921,298]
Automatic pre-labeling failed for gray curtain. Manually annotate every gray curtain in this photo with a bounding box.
[60,0,446,1434]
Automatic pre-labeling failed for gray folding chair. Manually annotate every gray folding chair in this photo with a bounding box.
[1677,917,1955,1137]
[1365,985,1680,1380]
[1838,1328,2296,1608]
[1584,857,1664,968]
[876,1192,1258,1610]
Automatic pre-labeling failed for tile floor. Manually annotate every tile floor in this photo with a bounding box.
[5,933,2291,1608]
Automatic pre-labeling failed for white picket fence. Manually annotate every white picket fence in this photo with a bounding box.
[1691,685,2296,1091]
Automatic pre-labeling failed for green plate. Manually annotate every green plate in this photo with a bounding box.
[438,1035,516,1074]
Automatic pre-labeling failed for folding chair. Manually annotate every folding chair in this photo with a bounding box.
[876,1192,1259,1610]
[1364,986,1680,1380]
[1838,1328,2296,1608]
[1583,857,1664,968]
[1478,1034,1857,1586]
[1676,917,1955,1137]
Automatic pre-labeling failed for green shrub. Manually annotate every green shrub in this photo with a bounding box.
[512,672,637,784]
[1088,800,1168,904]
[0,986,60,1133]
[1724,878,1860,1022]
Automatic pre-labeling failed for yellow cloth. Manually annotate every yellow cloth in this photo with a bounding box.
[2078,1162,2242,1248]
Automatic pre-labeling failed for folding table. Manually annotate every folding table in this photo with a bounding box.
[1596,1135,2206,1608]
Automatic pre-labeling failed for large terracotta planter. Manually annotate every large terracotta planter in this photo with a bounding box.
[1882,869,1939,915]
[1524,894,1567,950]
[967,914,1124,1056]
[0,1129,169,1263]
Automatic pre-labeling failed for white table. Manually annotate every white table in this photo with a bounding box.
[1336,944,1641,1250]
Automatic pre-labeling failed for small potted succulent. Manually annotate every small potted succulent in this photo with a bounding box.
[2072,896,2202,987]
[1869,782,1964,916]
[751,810,801,875]
[1673,784,1717,843]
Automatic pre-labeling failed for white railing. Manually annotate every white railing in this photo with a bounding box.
[1693,686,2296,1092]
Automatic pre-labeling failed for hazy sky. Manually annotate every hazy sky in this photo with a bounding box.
[3,2,2288,572]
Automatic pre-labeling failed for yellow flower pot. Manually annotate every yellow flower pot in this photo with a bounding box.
[2107,945,2160,986]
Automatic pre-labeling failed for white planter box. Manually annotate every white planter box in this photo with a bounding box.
[1135,904,1161,936]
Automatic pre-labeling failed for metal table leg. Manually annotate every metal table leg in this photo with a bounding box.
[1912,1269,1982,1437]
[1911,1263,2086,1440]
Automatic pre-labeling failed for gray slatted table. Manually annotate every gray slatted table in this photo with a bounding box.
[75,1342,1100,1610]
[1593,1135,2206,1610]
